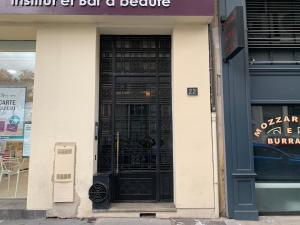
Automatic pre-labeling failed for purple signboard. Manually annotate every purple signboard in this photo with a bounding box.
[0,0,213,16]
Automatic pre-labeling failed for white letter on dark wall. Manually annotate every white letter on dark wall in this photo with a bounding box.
[162,0,170,7]
[106,0,115,6]
[79,0,87,6]
[120,0,129,7]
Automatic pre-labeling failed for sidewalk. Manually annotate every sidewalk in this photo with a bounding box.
[224,216,300,225]
[1,217,300,225]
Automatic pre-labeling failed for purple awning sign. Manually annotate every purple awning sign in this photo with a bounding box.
[0,0,213,16]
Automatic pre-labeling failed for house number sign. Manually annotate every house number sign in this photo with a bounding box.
[187,88,198,96]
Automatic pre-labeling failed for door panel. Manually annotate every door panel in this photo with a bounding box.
[98,36,173,202]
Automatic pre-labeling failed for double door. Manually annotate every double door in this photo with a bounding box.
[98,36,173,202]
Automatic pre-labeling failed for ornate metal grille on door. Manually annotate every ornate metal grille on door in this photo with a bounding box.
[98,36,173,202]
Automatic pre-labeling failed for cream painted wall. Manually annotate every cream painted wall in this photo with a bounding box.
[172,24,215,209]
[24,21,216,218]
[0,25,36,40]
[27,25,97,215]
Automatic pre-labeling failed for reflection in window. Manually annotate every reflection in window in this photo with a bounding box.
[254,147,282,158]
[0,52,35,102]
[252,105,300,147]
[247,0,300,63]
[252,105,300,212]
[0,45,35,199]
[252,105,300,179]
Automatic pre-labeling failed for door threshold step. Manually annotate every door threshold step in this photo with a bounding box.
[93,203,177,213]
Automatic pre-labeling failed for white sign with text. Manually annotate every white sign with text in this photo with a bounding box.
[0,87,26,137]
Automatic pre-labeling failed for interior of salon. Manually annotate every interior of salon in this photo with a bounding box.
[0,41,35,199]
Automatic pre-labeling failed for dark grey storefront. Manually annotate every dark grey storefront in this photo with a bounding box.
[220,0,300,220]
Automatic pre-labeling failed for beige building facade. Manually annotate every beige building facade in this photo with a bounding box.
[0,1,218,219]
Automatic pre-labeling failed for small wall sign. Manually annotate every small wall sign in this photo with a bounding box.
[187,88,198,96]
[223,6,245,61]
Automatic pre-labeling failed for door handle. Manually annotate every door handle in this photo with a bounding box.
[116,131,120,174]
[95,122,99,141]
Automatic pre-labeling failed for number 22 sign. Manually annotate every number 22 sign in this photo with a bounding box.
[187,88,198,96]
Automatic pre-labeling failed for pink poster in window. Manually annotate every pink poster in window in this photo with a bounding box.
[0,87,26,137]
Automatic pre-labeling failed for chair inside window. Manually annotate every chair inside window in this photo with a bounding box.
[0,157,24,198]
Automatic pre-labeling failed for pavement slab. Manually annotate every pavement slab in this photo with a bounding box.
[96,218,171,225]
[0,218,92,225]
[223,216,300,225]
[171,219,226,225]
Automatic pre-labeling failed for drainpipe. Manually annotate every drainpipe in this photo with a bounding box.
[211,112,219,218]
[209,23,220,218]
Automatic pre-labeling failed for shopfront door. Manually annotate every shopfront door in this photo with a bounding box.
[98,36,173,202]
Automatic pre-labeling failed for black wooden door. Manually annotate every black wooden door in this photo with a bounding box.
[98,36,173,202]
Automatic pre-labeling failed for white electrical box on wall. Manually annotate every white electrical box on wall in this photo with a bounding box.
[53,142,76,203]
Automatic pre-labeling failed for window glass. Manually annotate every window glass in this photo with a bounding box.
[247,0,300,63]
[254,147,283,158]
[252,105,300,156]
[0,43,35,199]
[252,105,300,212]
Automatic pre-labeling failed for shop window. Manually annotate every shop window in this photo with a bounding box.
[254,147,282,159]
[252,105,300,212]
[0,41,35,198]
[247,0,300,64]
